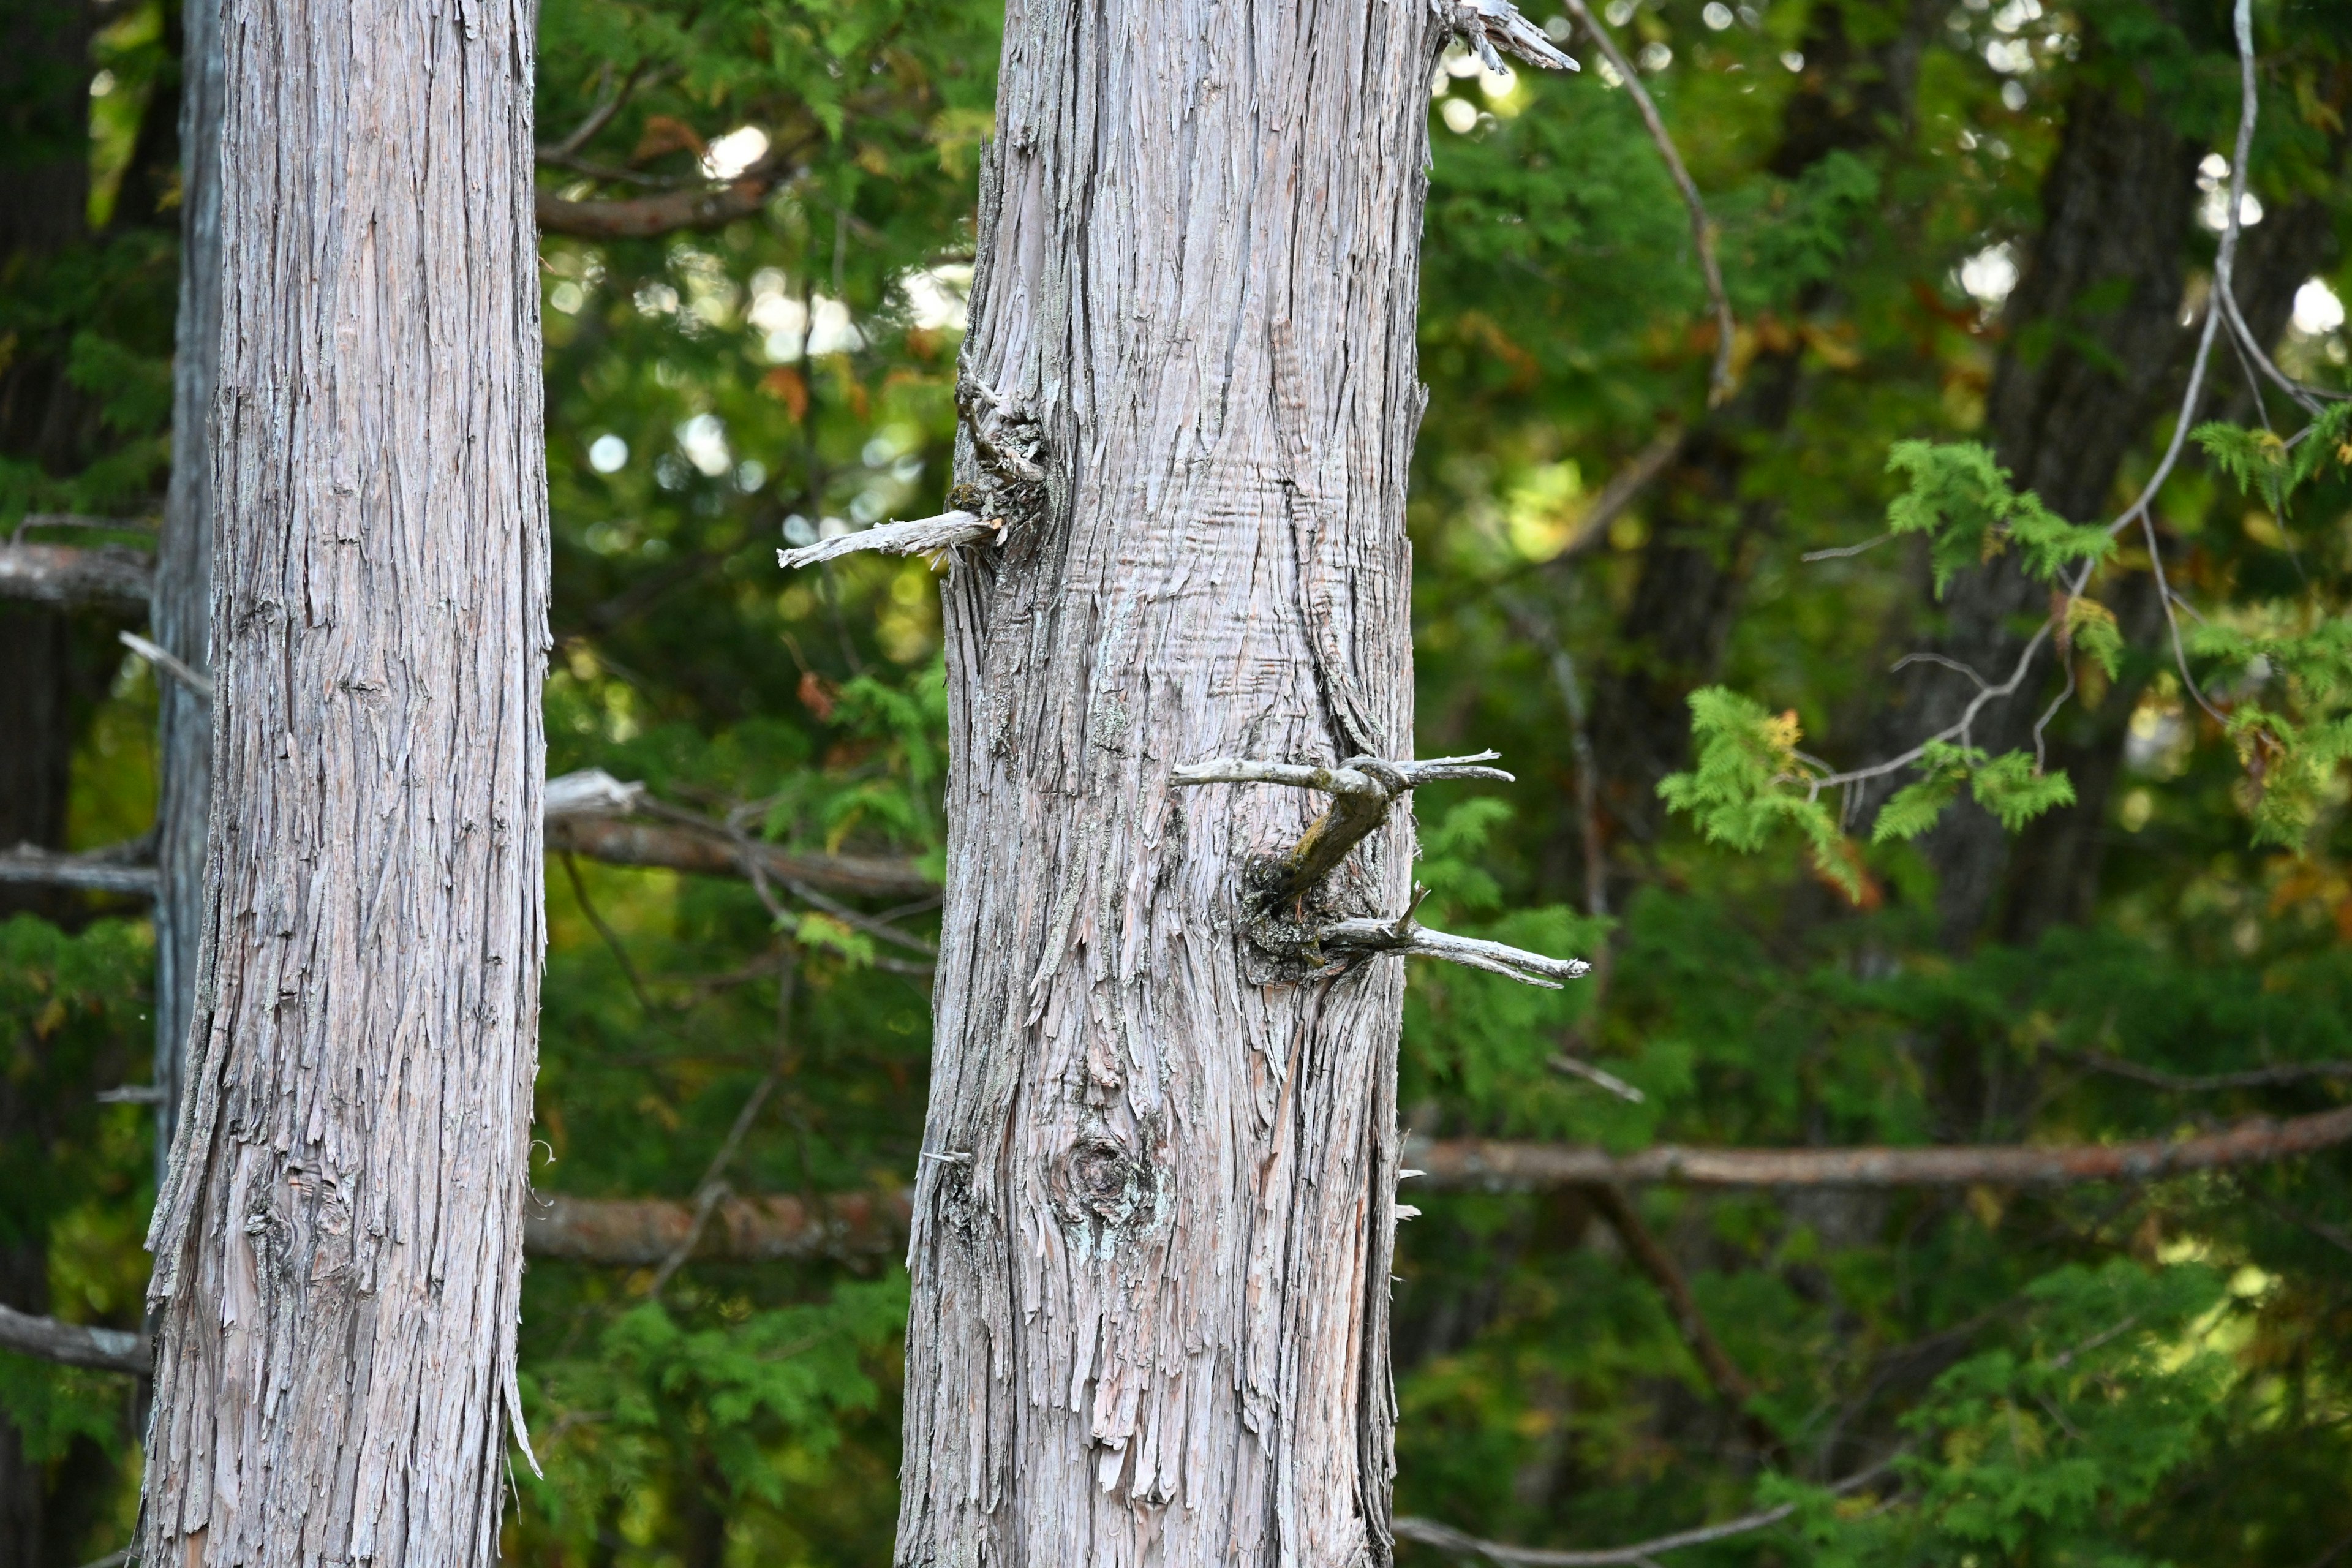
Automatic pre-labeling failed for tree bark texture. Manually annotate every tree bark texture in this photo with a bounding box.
[153,0,227,1183]
[136,0,549,1560]
[897,5,1441,1562]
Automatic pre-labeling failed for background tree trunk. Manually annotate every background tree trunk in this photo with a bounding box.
[151,0,225,1183]
[896,3,1445,1561]
[135,0,549,1559]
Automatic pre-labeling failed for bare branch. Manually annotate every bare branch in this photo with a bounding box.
[2064,1050,2352,1093]
[10,511,157,542]
[1558,0,1735,405]
[1319,913,1591,989]
[535,178,775,240]
[451,1098,2352,1276]
[0,1305,149,1376]
[0,541,152,609]
[119,630,213,699]
[1580,1182,1779,1454]
[545,802,937,900]
[777,510,994,571]
[1545,424,1686,568]
[545,767,646,818]
[1550,1054,1643,1103]
[0,844,157,897]
[1409,1104,2352,1189]
[1434,0,1580,74]
[1177,752,1513,904]
[1392,1458,1896,1566]
[1801,532,1894,564]
[524,1186,911,1267]
[1172,752,1512,795]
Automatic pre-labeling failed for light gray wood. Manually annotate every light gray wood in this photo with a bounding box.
[894,4,1564,1561]
[135,0,550,1558]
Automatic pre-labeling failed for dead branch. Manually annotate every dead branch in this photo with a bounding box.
[1174,751,1512,903]
[0,844,158,897]
[1557,0,1735,406]
[0,541,153,608]
[0,772,935,903]
[1436,0,1580,74]
[776,510,994,571]
[2065,1050,2352,1094]
[1580,1182,1779,1454]
[524,1186,911,1267]
[1392,1457,1896,1566]
[1409,1105,2352,1188]
[118,630,213,699]
[535,178,774,240]
[545,797,937,900]
[1319,910,1591,989]
[0,1304,149,1376]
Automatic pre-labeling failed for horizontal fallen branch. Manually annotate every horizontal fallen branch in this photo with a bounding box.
[546,805,937,901]
[0,844,158,897]
[524,1187,912,1265]
[0,1304,149,1376]
[775,510,994,571]
[0,541,153,609]
[1406,1106,2352,1189]
[535,178,774,240]
[0,772,937,903]
[13,1109,2329,1378]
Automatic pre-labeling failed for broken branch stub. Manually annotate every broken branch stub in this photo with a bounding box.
[1174,751,1590,987]
[775,509,995,571]
[1436,0,1580,74]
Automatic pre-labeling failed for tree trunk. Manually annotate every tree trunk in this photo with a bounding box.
[135,0,549,1559]
[151,0,225,1183]
[897,3,1467,1560]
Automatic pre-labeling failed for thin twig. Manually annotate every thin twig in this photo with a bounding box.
[647,956,799,1297]
[1559,0,1736,405]
[1392,1456,1898,1565]
[1550,1054,1643,1103]
[1581,1182,1781,1455]
[2063,1049,2352,1093]
[1801,532,1894,564]
[560,852,657,1014]
[118,630,212,701]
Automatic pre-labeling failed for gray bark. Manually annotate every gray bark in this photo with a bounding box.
[151,0,227,1185]
[135,0,550,1559]
[897,3,1499,1561]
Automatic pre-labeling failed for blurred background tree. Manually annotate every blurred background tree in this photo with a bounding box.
[2,0,2350,1562]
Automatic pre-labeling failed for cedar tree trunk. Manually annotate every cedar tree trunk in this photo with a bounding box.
[135,0,550,1561]
[895,2,1517,1561]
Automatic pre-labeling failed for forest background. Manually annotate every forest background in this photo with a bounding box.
[3,0,2351,1562]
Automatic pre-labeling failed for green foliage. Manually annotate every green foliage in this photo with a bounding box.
[1885,440,2116,596]
[1657,687,1853,893]
[2193,402,2352,521]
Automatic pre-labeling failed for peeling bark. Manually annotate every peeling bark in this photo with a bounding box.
[135,0,549,1561]
[895,1,1498,1559]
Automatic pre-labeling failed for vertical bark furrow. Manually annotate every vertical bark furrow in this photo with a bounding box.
[900,2,1439,1563]
[137,0,548,1563]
